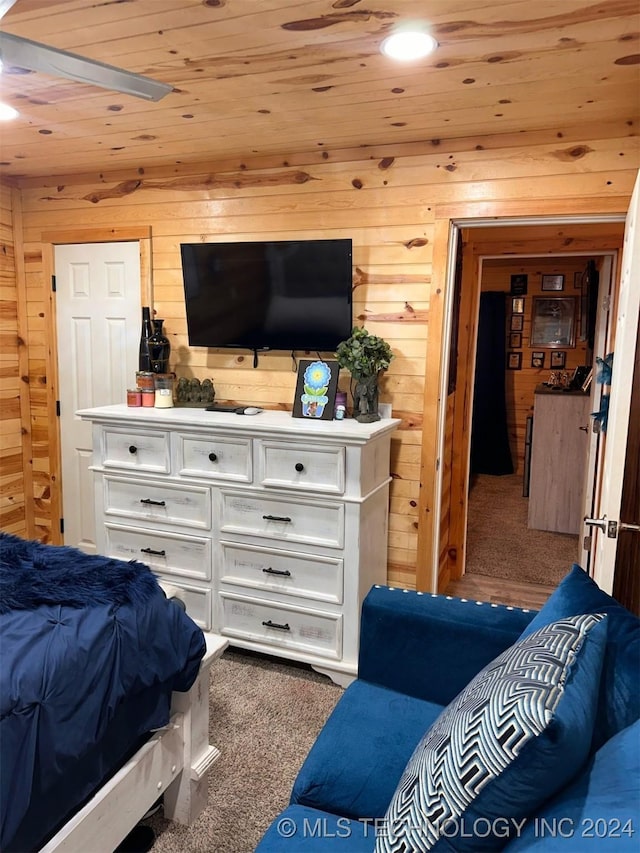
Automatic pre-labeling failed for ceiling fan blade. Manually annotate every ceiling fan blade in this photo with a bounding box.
[0,31,172,101]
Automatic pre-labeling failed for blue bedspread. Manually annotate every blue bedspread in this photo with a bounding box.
[0,533,206,851]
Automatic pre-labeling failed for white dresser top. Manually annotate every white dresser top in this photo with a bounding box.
[78,404,401,445]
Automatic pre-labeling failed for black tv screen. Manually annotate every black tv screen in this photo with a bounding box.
[181,239,353,352]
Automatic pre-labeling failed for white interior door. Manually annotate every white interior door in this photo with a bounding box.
[579,254,614,571]
[587,171,640,593]
[55,242,141,552]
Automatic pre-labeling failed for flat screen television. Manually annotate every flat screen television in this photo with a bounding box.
[181,239,353,352]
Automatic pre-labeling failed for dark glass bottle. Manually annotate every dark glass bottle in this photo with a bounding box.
[138,306,153,372]
[149,318,171,374]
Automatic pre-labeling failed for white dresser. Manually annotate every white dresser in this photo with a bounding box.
[78,405,399,686]
[527,387,590,535]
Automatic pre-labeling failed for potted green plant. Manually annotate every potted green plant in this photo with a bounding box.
[335,326,394,422]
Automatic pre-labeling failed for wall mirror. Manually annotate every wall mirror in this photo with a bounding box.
[530,297,576,348]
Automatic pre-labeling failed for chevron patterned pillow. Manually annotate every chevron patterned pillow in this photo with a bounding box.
[375,613,607,853]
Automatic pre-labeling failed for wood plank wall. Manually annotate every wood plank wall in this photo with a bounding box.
[8,122,639,587]
[0,183,28,536]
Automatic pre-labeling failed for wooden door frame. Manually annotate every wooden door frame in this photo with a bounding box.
[415,201,627,593]
[42,226,152,544]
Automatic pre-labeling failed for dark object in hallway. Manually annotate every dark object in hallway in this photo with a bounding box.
[471,292,514,475]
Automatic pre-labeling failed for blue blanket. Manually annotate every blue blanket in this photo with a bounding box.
[0,533,206,851]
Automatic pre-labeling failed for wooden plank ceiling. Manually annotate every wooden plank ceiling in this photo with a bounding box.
[0,0,638,181]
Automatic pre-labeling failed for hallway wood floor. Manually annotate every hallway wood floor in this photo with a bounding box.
[445,573,556,611]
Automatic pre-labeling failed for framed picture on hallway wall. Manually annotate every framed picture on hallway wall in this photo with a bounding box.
[507,352,522,370]
[530,297,576,348]
[541,274,565,291]
[510,275,528,295]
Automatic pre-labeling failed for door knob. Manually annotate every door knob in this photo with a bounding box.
[584,517,621,538]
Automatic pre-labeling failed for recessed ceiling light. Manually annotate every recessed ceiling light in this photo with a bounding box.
[381,30,438,61]
[0,102,18,120]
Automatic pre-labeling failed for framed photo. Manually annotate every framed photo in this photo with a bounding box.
[581,368,594,393]
[570,365,591,390]
[292,359,339,420]
[574,271,583,289]
[509,332,522,348]
[510,274,528,295]
[530,297,576,348]
[550,350,566,369]
[507,352,522,370]
[541,274,565,292]
[531,351,545,368]
[510,314,524,332]
[511,297,525,314]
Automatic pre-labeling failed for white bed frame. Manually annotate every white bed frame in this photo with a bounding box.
[39,633,228,853]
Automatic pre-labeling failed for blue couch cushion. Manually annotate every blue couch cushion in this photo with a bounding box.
[359,587,535,705]
[376,614,608,852]
[508,719,640,850]
[255,805,375,852]
[520,564,640,748]
[291,680,443,819]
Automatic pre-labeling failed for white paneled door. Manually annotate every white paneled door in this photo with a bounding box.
[54,242,141,552]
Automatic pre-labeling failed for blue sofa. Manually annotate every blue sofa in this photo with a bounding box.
[256,566,640,851]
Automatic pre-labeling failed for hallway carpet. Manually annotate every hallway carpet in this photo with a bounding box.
[466,473,580,587]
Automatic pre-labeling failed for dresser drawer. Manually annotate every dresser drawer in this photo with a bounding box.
[176,433,252,483]
[101,427,170,474]
[220,542,343,604]
[220,491,343,549]
[259,441,345,494]
[105,523,211,580]
[103,476,211,530]
[156,577,212,631]
[219,593,341,659]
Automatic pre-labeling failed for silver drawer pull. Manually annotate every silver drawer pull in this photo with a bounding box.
[262,619,290,631]
[140,498,166,507]
[262,567,292,577]
[262,514,292,523]
[141,547,166,557]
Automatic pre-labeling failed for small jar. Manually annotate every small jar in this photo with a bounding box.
[136,371,155,390]
[141,388,155,407]
[127,388,142,407]
[154,373,174,408]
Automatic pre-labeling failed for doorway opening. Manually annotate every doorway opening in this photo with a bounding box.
[436,220,625,609]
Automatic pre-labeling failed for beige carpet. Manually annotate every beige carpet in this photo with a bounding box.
[466,473,580,587]
[147,648,342,852]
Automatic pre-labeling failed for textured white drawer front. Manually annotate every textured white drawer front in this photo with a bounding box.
[155,577,212,631]
[220,593,341,659]
[220,491,343,548]
[259,441,345,494]
[105,523,211,580]
[101,428,170,473]
[104,476,211,529]
[220,542,343,603]
[176,433,252,483]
